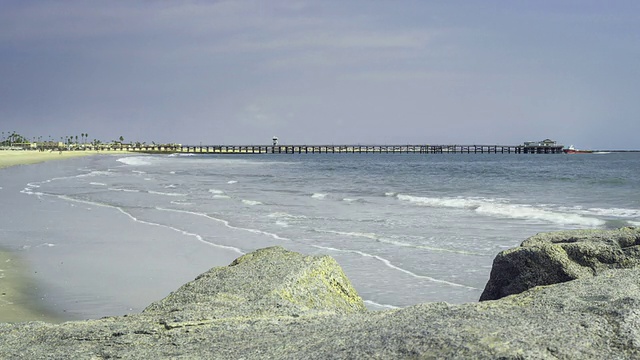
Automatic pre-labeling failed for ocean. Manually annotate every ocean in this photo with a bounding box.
[1,152,639,319]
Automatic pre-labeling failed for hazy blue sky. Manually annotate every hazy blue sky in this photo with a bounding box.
[1,1,638,148]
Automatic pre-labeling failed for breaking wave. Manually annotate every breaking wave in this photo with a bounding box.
[396,194,605,227]
[117,157,152,166]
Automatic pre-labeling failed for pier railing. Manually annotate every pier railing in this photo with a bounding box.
[116,144,565,154]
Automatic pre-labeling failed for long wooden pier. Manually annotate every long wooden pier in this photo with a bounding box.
[121,144,565,154]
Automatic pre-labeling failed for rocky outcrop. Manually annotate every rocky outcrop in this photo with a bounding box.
[143,246,366,325]
[480,227,640,301]
[2,233,640,359]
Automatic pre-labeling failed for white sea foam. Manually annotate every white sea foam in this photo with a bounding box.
[363,300,400,310]
[474,202,605,227]
[156,207,291,242]
[267,212,308,220]
[227,180,238,184]
[169,171,176,174]
[311,193,327,199]
[384,192,397,197]
[115,208,244,255]
[629,221,640,227]
[315,229,484,255]
[109,188,140,193]
[36,243,56,247]
[396,194,605,226]
[315,229,379,240]
[164,184,177,189]
[242,199,263,206]
[583,207,640,218]
[21,190,44,196]
[397,194,482,208]
[132,170,146,174]
[117,157,152,166]
[209,189,230,199]
[148,190,186,197]
[342,198,357,202]
[21,181,48,197]
[312,245,478,289]
[89,182,107,186]
[77,170,113,178]
[376,237,486,256]
[275,221,289,227]
[170,201,194,206]
[47,194,245,255]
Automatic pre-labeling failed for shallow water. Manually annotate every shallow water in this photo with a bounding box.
[1,152,638,319]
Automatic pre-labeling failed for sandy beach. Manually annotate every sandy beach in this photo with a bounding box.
[0,149,104,169]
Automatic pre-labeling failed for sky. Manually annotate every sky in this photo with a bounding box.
[1,1,639,149]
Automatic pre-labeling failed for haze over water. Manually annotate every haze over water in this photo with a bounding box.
[1,152,639,319]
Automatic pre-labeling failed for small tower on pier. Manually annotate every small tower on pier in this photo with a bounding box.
[272,136,279,146]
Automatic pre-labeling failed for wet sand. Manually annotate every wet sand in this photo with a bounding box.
[0,151,94,322]
[0,249,61,323]
[0,150,131,323]
[0,150,239,322]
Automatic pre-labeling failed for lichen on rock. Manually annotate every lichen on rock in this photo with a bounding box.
[143,246,365,322]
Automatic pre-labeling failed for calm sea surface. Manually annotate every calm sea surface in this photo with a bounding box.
[2,152,639,318]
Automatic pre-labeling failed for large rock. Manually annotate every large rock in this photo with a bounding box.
[480,227,640,301]
[143,246,366,325]
[2,237,640,359]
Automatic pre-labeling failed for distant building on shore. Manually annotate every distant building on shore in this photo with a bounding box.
[523,139,558,148]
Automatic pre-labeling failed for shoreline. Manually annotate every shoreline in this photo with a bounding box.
[0,249,62,323]
[0,149,132,170]
[0,149,132,323]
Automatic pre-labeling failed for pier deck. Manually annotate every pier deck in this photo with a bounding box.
[121,144,565,154]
